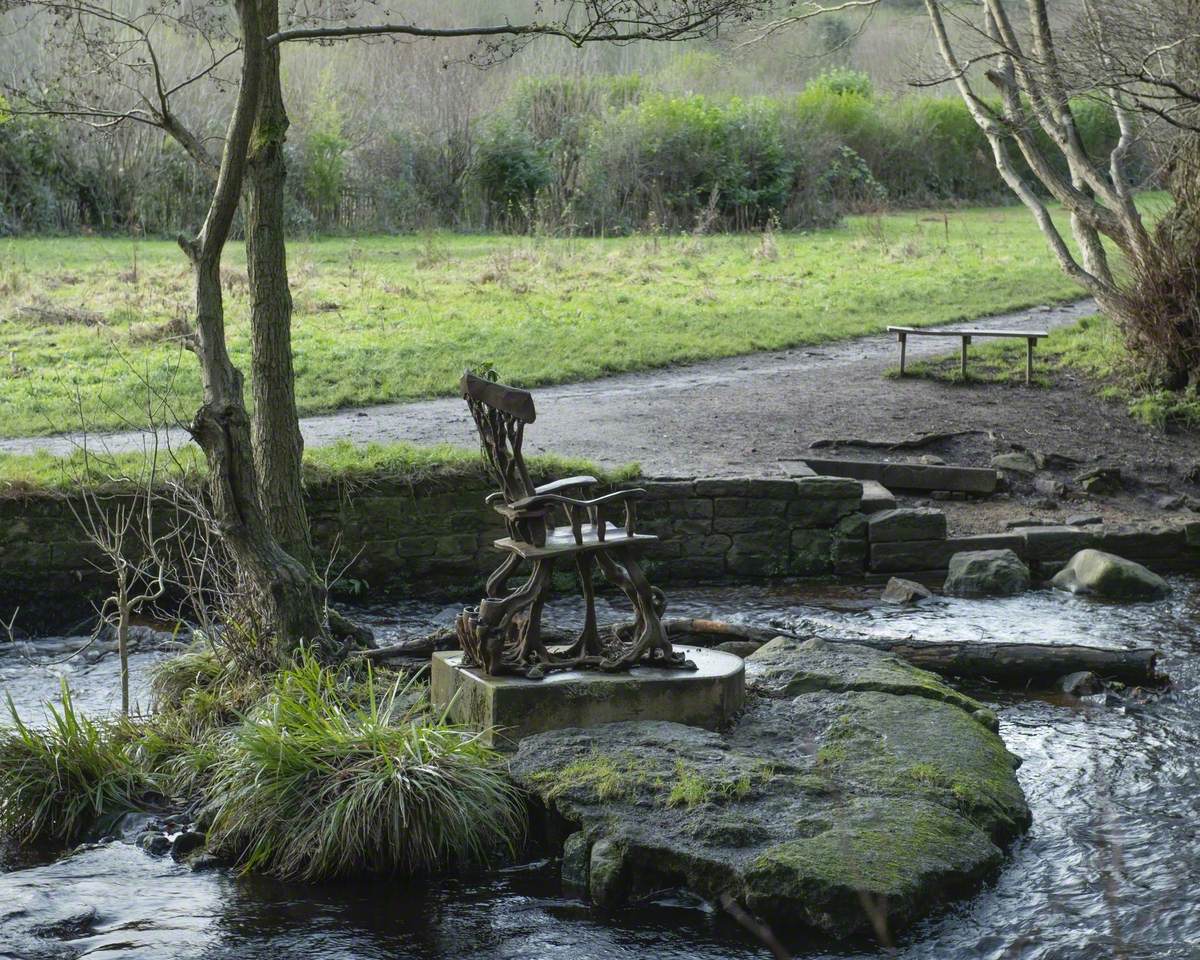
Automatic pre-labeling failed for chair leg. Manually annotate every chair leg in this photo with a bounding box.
[486,551,523,599]
[460,557,553,675]
[595,549,692,670]
[564,552,603,658]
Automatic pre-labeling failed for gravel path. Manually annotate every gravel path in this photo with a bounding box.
[3,300,1134,477]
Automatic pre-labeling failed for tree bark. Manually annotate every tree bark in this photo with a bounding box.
[245,0,311,568]
[183,0,327,660]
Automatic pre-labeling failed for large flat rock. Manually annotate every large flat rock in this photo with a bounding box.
[511,639,1029,939]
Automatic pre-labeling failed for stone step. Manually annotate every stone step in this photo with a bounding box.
[803,457,998,495]
[868,507,947,543]
[860,480,897,513]
[870,533,1026,574]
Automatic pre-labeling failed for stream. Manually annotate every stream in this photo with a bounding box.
[1,580,1198,959]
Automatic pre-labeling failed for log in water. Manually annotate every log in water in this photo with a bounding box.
[361,616,1159,687]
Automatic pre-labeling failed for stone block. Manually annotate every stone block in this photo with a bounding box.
[712,516,769,535]
[786,497,860,528]
[638,480,697,500]
[714,497,789,518]
[860,480,897,514]
[430,647,745,749]
[794,476,864,500]
[666,499,713,520]
[436,533,481,557]
[800,458,883,482]
[868,508,947,543]
[870,534,1025,573]
[1096,525,1188,560]
[881,462,998,495]
[683,534,733,557]
[694,478,798,498]
[836,512,869,541]
[792,529,834,576]
[1020,526,1099,561]
[394,536,439,559]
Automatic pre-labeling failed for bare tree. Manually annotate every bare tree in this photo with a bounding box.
[3,0,772,660]
[68,444,179,715]
[914,0,1199,386]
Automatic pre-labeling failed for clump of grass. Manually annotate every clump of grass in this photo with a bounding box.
[0,441,638,497]
[150,642,228,712]
[0,681,155,845]
[203,653,524,880]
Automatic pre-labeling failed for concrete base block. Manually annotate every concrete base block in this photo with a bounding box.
[430,646,745,748]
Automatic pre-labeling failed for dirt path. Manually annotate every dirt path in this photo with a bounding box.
[4,300,1101,470]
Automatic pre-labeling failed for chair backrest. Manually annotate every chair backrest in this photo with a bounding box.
[460,371,537,505]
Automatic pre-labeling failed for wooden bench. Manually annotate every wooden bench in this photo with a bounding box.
[888,326,1049,384]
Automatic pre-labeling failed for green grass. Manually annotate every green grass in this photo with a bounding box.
[0,439,639,495]
[0,204,1108,438]
[203,653,524,880]
[0,651,528,878]
[892,313,1200,429]
[0,681,155,846]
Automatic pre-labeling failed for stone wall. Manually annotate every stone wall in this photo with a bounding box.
[0,474,868,634]
[862,507,1200,580]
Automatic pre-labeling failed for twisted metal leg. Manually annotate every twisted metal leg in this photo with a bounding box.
[596,549,693,671]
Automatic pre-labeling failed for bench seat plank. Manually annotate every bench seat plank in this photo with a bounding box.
[887,326,1048,338]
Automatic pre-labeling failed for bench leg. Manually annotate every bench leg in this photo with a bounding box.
[960,335,971,380]
[899,332,907,375]
[1026,337,1035,386]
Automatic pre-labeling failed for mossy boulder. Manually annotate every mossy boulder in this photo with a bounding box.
[510,640,1029,939]
[944,549,1030,597]
[1050,548,1170,601]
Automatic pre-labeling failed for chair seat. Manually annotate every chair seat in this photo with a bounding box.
[494,522,657,560]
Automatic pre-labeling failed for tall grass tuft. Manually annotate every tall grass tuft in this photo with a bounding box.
[204,653,525,881]
[0,681,154,845]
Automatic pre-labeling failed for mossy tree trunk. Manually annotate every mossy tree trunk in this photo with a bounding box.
[183,0,328,660]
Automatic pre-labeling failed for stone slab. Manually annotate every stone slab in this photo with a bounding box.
[870,533,1027,573]
[430,646,744,748]
[868,507,947,543]
[860,480,897,513]
[802,458,997,494]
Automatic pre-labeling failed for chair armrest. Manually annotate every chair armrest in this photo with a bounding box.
[534,475,598,496]
[509,488,644,511]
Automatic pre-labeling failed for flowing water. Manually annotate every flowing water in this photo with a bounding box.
[2,581,1199,960]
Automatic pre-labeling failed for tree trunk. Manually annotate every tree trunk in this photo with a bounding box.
[183,0,328,661]
[245,0,311,567]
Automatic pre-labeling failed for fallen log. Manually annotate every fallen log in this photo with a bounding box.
[357,617,1160,688]
[664,617,1159,687]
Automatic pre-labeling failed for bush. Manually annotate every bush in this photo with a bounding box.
[474,119,553,230]
[203,653,524,880]
[0,681,154,845]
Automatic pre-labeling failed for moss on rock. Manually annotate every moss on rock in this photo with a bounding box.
[511,638,1029,939]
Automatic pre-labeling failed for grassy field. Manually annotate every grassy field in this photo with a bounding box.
[0,205,1100,438]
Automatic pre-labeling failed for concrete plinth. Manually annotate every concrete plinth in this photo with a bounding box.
[430,646,745,748]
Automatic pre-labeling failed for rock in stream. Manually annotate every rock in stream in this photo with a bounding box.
[511,637,1030,939]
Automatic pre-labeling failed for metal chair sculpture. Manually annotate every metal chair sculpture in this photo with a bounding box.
[455,371,694,679]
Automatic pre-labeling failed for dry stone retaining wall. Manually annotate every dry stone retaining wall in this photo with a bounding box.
[0,474,868,633]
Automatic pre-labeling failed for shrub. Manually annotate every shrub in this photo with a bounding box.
[807,68,874,99]
[0,681,154,845]
[203,653,524,880]
[474,119,553,230]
